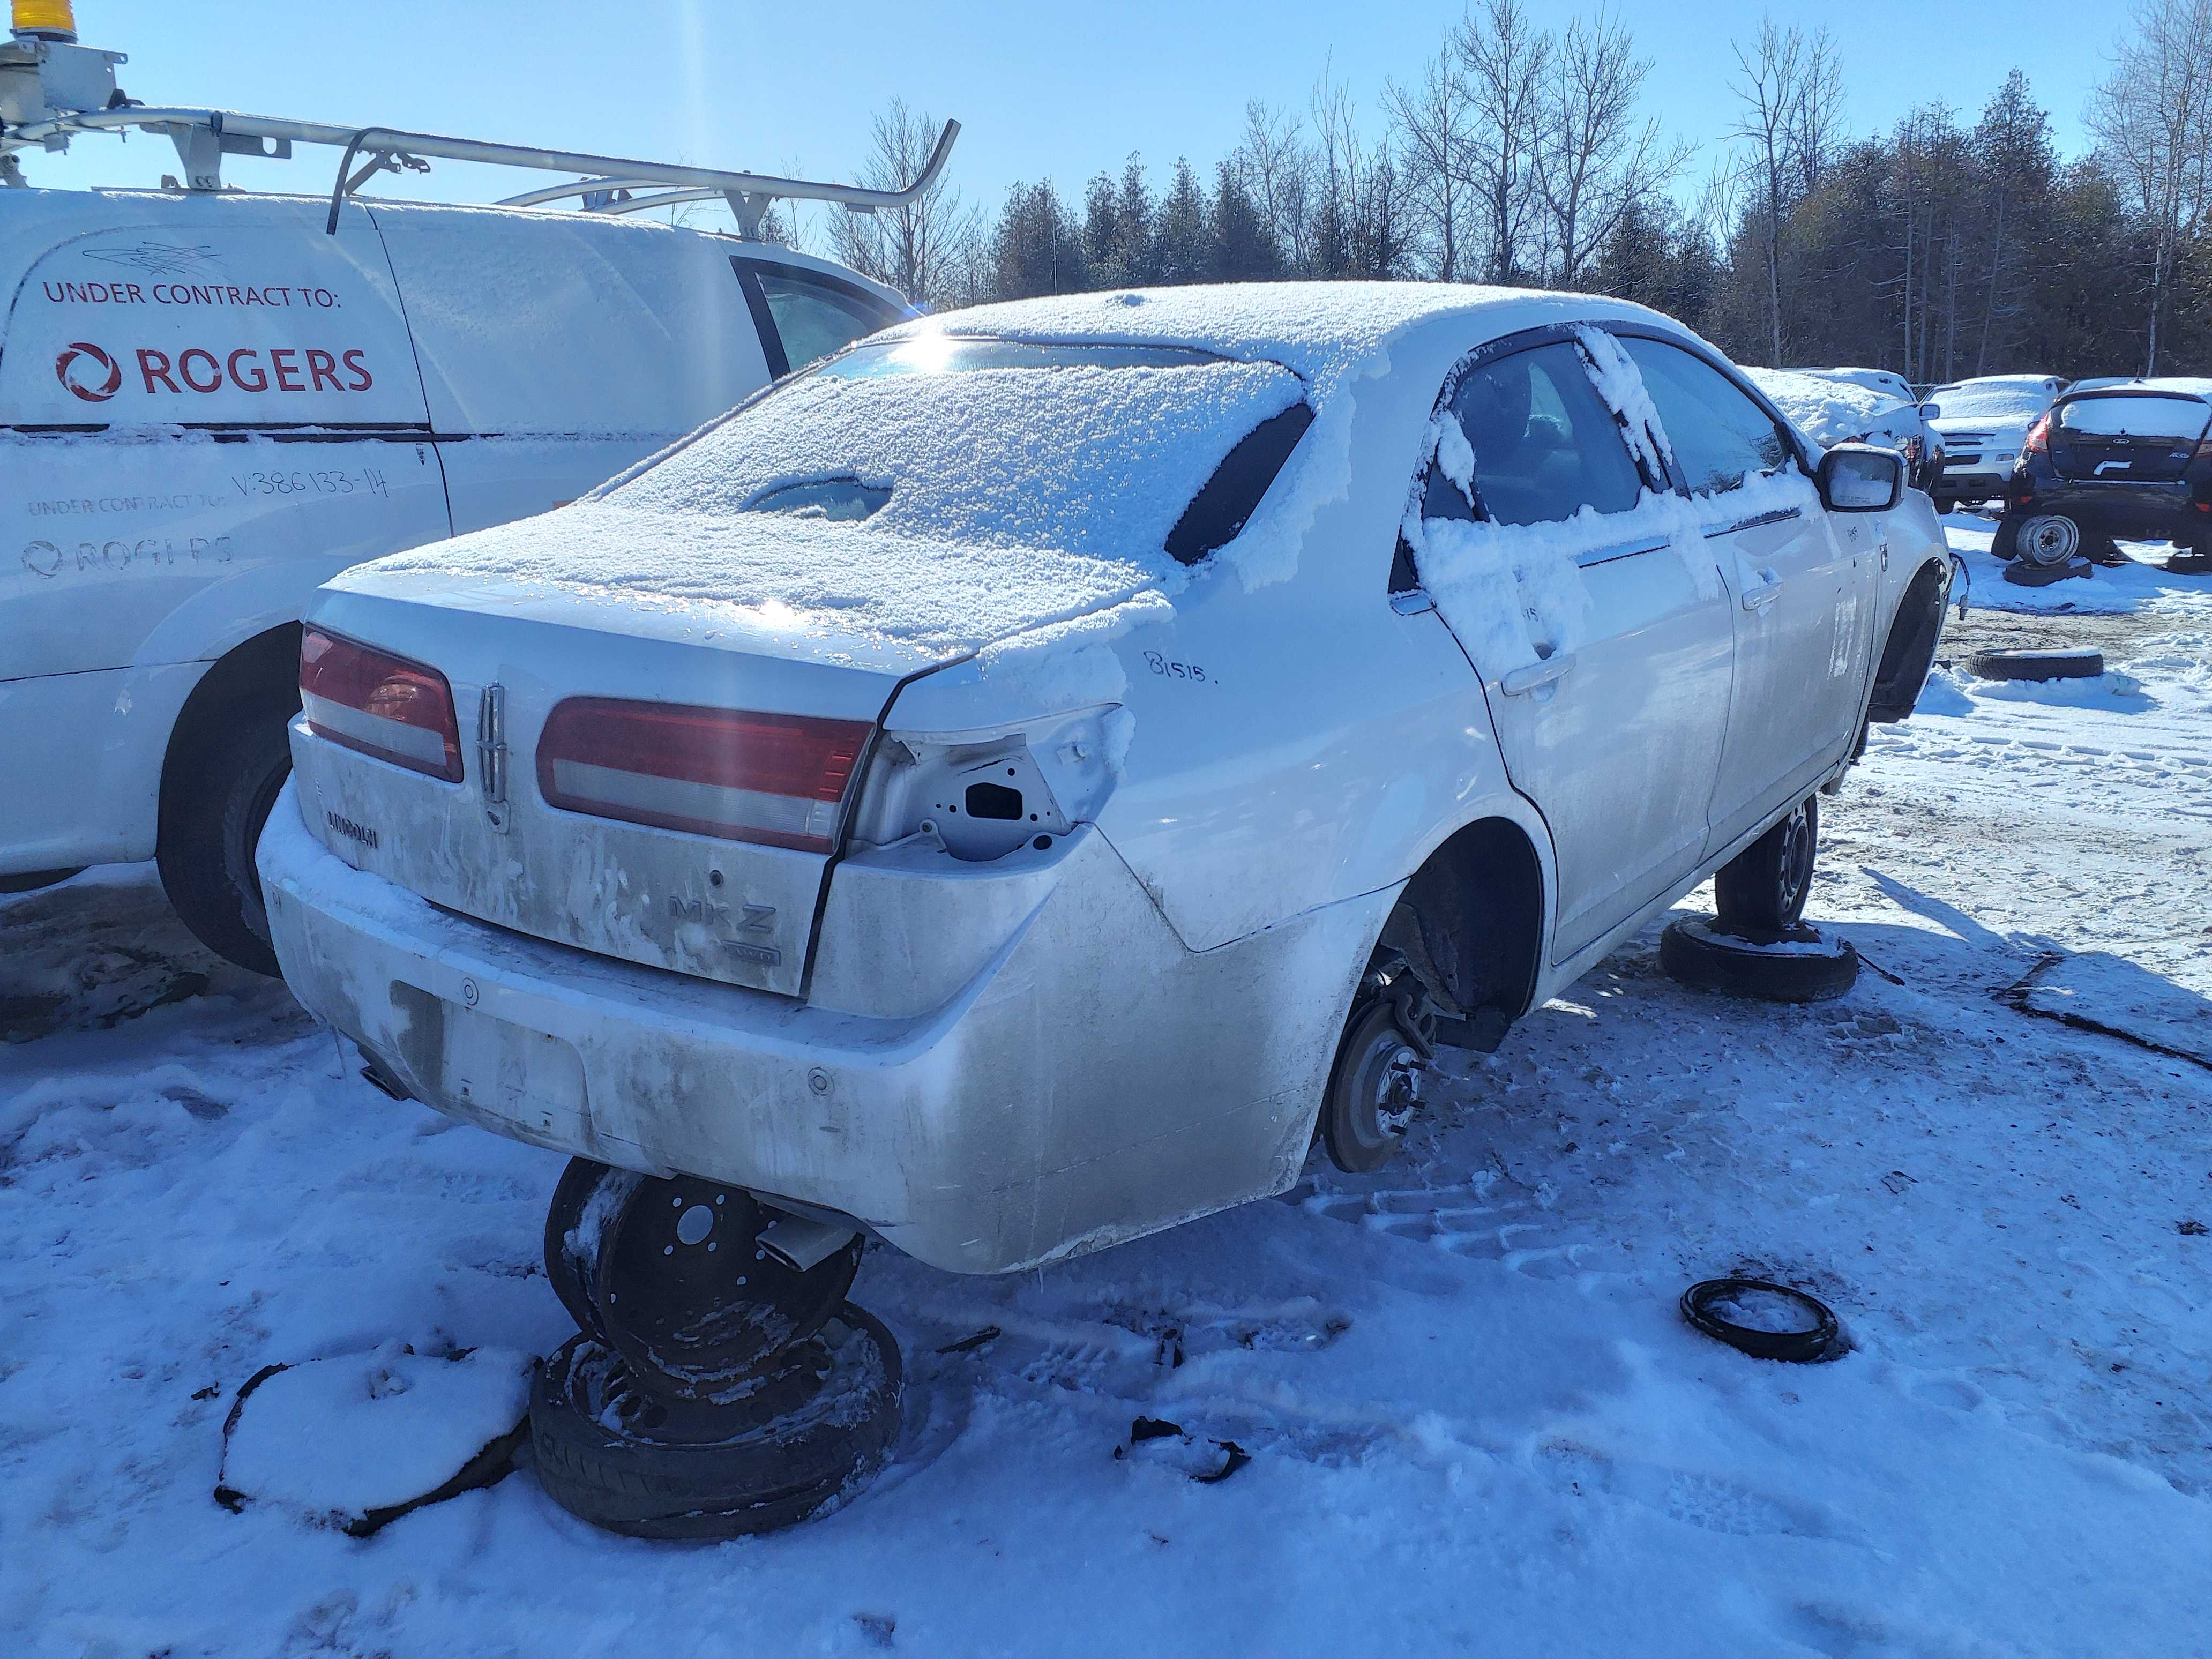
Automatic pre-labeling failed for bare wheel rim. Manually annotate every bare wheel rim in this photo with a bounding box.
[2019,515,2079,568]
[1777,803,1814,919]
[1346,1041,1421,1158]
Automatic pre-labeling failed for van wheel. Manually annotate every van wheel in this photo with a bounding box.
[1714,796,1818,933]
[157,697,294,976]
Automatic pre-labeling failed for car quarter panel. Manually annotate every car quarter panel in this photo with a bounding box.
[260,789,1382,1274]
[1079,345,1535,955]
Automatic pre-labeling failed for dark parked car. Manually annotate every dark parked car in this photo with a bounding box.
[1997,380,2212,574]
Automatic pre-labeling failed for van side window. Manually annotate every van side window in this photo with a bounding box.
[1616,337,1790,496]
[1426,341,1643,527]
[731,258,903,378]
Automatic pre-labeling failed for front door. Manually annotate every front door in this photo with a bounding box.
[1410,334,1737,963]
[1613,335,1879,850]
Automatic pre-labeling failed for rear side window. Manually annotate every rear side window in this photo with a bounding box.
[733,259,903,379]
[1426,341,1643,527]
[1618,337,1791,496]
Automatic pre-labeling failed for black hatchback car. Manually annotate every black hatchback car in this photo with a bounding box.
[1997,381,2212,577]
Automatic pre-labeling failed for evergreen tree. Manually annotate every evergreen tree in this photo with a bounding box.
[1155,159,1212,285]
[1211,159,1284,281]
[992,182,1090,299]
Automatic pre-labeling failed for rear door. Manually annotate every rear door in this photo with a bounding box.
[371,206,775,534]
[1413,333,1737,962]
[0,198,447,684]
[1616,334,1878,851]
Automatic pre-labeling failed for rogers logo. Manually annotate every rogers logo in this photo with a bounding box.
[54,341,123,403]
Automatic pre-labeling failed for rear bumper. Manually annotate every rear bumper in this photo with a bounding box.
[258,784,1377,1274]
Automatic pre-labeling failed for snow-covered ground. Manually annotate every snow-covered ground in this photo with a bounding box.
[4,527,2209,1657]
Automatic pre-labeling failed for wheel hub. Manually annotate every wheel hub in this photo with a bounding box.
[2019,514,2079,568]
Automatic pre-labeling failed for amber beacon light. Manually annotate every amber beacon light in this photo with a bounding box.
[10,0,76,41]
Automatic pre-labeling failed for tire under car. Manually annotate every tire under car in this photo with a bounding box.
[529,1311,902,1540]
[534,1158,894,1538]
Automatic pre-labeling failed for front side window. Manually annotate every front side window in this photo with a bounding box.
[1618,337,1791,496]
[1424,340,1644,527]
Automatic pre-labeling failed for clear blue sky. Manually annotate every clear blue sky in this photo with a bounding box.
[23,0,2116,236]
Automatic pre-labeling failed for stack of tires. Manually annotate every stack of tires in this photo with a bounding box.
[532,1160,902,1538]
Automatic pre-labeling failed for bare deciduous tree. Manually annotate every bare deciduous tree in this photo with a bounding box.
[1532,7,1691,288]
[1456,0,1551,285]
[1231,100,1317,274]
[1384,35,1473,281]
[2088,0,2212,372]
[1729,19,1844,363]
[829,99,982,309]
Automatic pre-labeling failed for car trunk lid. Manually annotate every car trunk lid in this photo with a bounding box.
[289,567,952,999]
[2049,393,2209,484]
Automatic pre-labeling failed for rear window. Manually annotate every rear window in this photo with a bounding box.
[2056,393,2210,439]
[617,334,1311,566]
[1930,383,2052,421]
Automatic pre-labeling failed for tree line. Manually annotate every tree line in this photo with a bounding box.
[825,0,2212,382]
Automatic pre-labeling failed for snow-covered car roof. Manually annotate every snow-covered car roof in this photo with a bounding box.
[1742,367,1915,450]
[877,281,1691,403]
[348,283,1706,667]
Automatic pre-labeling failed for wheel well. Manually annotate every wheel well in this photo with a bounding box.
[158,624,302,833]
[1378,817,1545,1025]
[1867,559,1949,723]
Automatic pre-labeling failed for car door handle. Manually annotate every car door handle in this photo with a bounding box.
[1740,569,1782,611]
[1499,654,1576,696]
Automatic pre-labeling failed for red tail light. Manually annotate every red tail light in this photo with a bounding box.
[300,627,462,782]
[2022,413,2051,457]
[536,699,871,853]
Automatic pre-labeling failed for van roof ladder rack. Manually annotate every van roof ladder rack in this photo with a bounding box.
[1,29,956,238]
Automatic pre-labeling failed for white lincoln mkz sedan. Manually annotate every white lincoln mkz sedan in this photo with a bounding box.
[259,283,1953,1280]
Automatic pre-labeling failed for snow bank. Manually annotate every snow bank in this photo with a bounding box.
[1942,515,2198,617]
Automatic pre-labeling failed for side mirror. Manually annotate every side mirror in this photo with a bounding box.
[1918,402,1942,420]
[1819,444,1903,513]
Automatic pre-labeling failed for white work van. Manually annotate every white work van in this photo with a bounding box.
[0,19,940,970]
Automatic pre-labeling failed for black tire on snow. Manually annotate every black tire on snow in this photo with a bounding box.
[156,696,295,975]
[544,1157,629,1343]
[2001,557,2094,587]
[2167,549,2212,576]
[528,1309,902,1540]
[1713,796,1818,934]
[1931,496,1957,515]
[1964,647,2104,681]
[1660,917,1860,1004]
